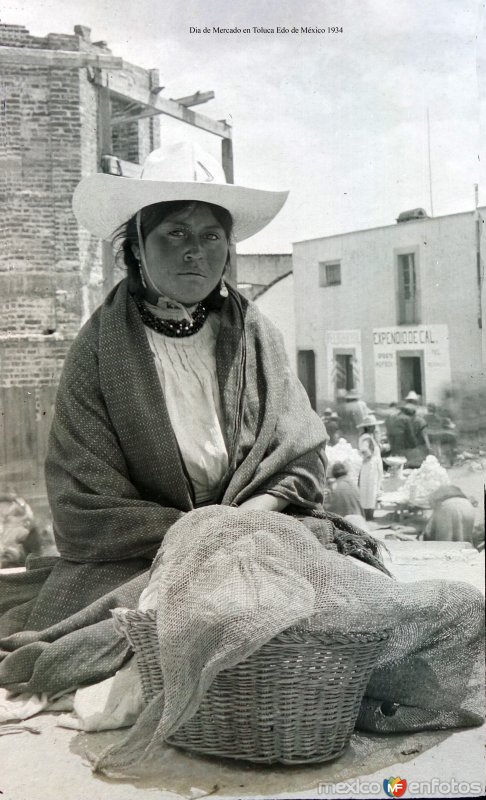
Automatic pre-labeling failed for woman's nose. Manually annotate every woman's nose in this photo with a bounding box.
[184,233,204,259]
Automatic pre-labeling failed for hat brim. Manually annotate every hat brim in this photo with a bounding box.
[72,174,289,243]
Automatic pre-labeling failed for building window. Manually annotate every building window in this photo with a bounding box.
[319,261,341,287]
[397,252,420,324]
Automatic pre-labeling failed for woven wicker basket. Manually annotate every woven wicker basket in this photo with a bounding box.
[121,609,388,765]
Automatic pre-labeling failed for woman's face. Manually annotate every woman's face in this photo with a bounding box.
[139,203,229,305]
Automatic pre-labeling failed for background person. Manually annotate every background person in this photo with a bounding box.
[385,403,417,457]
[423,485,477,544]
[325,410,342,445]
[327,461,364,518]
[358,434,383,521]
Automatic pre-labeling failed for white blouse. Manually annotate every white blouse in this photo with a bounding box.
[144,312,229,505]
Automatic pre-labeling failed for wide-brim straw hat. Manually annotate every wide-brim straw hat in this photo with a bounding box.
[404,391,420,402]
[356,413,384,428]
[72,141,289,243]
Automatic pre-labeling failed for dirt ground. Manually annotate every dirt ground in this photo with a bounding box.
[0,455,484,798]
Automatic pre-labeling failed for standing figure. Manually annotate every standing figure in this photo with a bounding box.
[386,404,417,456]
[358,434,383,521]
[357,413,384,485]
[403,402,431,467]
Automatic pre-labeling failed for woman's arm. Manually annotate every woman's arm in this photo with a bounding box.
[238,493,289,512]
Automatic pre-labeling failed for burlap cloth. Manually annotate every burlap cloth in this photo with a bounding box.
[90,506,484,777]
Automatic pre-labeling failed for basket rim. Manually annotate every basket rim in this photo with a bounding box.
[117,608,391,644]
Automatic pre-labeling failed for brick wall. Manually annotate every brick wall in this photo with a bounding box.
[0,22,160,390]
[0,22,161,492]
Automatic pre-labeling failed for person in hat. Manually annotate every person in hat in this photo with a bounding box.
[357,413,384,483]
[402,402,431,467]
[358,434,383,521]
[404,390,420,404]
[356,413,384,443]
[0,141,329,699]
[386,402,417,457]
[323,410,342,445]
[404,390,427,420]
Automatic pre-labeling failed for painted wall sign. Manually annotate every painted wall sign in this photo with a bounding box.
[373,324,452,403]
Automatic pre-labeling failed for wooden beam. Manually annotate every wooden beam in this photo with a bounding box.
[98,86,114,293]
[0,46,123,70]
[221,137,237,282]
[98,87,112,154]
[111,107,164,127]
[94,67,232,139]
[222,137,234,183]
[172,91,215,108]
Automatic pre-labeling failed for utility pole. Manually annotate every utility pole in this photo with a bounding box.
[427,108,434,217]
[474,183,483,330]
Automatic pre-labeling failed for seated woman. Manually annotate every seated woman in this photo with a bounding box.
[0,141,329,698]
[328,462,364,518]
[0,143,483,750]
[423,485,477,544]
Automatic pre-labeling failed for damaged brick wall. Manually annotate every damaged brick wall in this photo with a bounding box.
[0,22,160,495]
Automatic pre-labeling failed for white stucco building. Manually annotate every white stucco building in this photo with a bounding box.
[292,209,484,414]
[254,272,296,372]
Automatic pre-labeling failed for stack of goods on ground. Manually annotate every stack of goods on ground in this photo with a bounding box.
[326,438,362,485]
[397,456,449,508]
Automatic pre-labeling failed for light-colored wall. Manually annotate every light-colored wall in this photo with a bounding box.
[293,211,483,411]
[237,253,292,287]
[254,273,296,372]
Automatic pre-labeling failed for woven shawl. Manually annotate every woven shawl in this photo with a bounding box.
[0,281,328,695]
[45,279,327,562]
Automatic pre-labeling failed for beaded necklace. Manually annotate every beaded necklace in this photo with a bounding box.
[134,295,209,338]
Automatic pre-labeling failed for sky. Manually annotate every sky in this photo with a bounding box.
[1,0,482,253]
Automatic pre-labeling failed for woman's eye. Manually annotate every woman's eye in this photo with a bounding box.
[204,232,220,241]
[168,229,186,238]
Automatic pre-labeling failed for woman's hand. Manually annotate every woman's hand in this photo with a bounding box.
[238,494,288,512]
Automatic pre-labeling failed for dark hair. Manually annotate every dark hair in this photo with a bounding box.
[112,200,233,293]
[331,462,348,479]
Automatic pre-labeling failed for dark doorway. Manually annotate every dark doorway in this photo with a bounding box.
[297,350,317,410]
[398,353,423,400]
